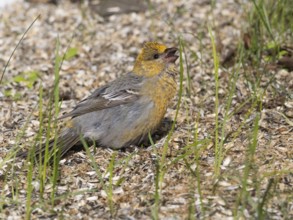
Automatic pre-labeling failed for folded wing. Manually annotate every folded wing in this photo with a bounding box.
[59,73,144,119]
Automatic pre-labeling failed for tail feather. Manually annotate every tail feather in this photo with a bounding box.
[17,129,80,161]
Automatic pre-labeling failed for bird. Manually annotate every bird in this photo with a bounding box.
[18,42,179,159]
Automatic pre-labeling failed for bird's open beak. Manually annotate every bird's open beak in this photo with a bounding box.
[163,47,179,63]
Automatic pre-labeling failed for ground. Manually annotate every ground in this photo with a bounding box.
[0,0,292,219]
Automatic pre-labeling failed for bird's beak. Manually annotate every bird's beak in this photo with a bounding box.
[163,47,179,63]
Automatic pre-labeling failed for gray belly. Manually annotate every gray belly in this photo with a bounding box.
[72,99,155,149]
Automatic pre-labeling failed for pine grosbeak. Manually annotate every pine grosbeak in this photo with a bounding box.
[20,42,178,158]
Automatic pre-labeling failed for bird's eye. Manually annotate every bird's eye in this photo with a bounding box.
[153,54,159,59]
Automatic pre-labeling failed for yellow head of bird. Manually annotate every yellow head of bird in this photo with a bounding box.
[133,42,178,77]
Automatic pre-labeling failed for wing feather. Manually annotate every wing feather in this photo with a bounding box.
[59,73,144,119]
